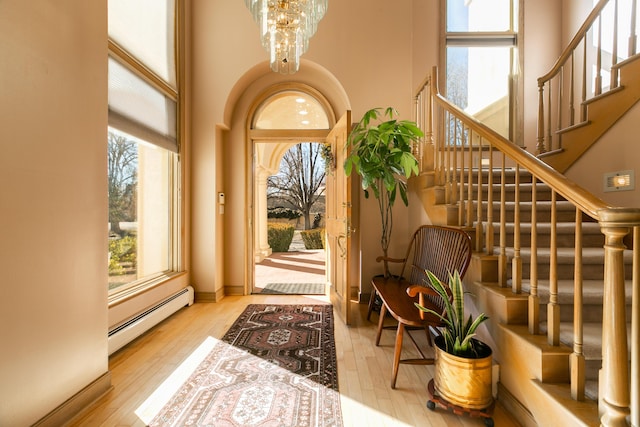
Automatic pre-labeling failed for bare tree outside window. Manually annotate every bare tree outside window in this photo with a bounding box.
[446,50,469,146]
[108,131,138,236]
[108,131,139,287]
[268,142,326,230]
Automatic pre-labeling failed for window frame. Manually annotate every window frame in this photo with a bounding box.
[107,0,184,302]
[440,0,524,146]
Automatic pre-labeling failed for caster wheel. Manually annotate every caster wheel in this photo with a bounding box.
[484,417,494,427]
[426,400,436,411]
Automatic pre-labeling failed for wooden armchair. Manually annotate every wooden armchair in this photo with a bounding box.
[369,225,472,388]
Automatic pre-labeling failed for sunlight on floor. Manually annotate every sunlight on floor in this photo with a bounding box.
[135,313,341,426]
[339,395,415,427]
[135,336,217,423]
[255,249,326,290]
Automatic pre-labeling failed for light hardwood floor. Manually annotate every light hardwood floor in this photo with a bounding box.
[68,294,522,426]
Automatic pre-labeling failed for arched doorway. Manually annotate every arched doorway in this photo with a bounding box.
[218,60,355,315]
[248,86,333,295]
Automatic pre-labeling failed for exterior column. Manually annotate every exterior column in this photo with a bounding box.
[254,166,272,263]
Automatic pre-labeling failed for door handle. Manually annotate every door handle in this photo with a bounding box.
[337,234,347,259]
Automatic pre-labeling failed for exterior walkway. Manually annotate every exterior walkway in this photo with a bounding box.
[254,231,327,291]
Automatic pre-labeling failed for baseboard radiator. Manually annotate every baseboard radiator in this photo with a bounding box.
[108,286,194,355]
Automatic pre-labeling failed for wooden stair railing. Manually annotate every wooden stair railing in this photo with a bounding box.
[536,0,639,159]
[413,65,640,427]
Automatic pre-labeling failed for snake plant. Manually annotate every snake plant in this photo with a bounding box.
[416,270,489,358]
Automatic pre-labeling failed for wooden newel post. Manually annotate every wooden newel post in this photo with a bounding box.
[599,209,632,427]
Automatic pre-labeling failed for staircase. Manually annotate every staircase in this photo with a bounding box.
[412,64,640,426]
[416,156,636,426]
[409,2,640,424]
[464,168,633,425]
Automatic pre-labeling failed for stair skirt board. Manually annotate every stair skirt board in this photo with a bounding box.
[108,286,194,355]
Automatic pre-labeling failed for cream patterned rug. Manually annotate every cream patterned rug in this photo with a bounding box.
[137,304,342,427]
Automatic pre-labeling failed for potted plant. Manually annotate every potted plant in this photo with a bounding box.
[344,107,423,276]
[414,270,493,412]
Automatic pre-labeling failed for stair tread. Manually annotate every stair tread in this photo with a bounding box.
[531,381,600,425]
[501,324,573,354]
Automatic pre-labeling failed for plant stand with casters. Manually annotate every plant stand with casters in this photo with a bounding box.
[426,379,495,427]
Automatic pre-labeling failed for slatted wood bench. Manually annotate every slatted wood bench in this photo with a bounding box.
[370,225,472,388]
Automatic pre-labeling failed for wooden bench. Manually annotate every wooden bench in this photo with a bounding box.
[370,225,472,388]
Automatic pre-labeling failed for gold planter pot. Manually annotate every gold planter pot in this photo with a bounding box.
[433,336,493,410]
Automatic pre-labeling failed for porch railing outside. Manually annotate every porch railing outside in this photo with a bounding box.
[414,66,640,427]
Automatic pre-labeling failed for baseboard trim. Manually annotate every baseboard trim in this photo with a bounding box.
[358,292,371,304]
[223,285,244,296]
[497,382,536,427]
[33,371,112,427]
[195,288,225,302]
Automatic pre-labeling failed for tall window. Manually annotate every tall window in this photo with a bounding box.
[108,0,181,294]
[444,0,520,142]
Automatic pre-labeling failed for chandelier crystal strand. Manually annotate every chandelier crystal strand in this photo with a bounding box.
[245,0,327,74]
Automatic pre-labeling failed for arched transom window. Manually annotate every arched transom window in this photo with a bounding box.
[253,91,330,130]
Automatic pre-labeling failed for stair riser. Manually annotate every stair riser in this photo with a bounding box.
[488,232,605,248]
[466,187,555,203]
[452,169,535,185]
[468,204,583,222]
[536,303,633,323]
[511,264,633,281]
[585,360,601,381]
[472,209,579,223]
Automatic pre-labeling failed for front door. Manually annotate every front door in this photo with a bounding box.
[325,111,359,325]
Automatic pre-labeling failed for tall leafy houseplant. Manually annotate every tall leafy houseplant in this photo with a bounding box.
[344,107,423,276]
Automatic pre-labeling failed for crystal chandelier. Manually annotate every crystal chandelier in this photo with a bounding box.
[245,0,328,74]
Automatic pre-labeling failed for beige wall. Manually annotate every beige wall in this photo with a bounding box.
[412,0,440,92]
[563,0,594,42]
[191,0,431,295]
[567,101,640,205]
[0,1,109,425]
[521,0,562,153]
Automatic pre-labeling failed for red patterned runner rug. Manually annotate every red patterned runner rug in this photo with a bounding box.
[142,304,342,427]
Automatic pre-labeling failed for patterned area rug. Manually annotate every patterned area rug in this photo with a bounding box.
[260,282,326,295]
[142,304,342,427]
